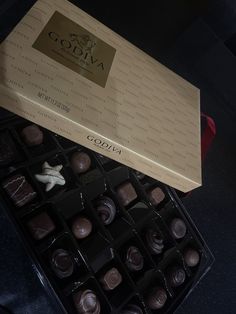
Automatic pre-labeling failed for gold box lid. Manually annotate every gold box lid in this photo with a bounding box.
[0,0,201,192]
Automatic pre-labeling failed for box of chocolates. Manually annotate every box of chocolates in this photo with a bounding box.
[0,109,213,313]
[0,0,201,192]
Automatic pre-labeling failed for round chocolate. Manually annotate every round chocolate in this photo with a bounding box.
[50,249,74,279]
[184,248,200,267]
[72,216,92,239]
[21,124,43,146]
[99,267,122,291]
[146,287,167,310]
[125,246,144,272]
[71,152,91,174]
[170,218,187,239]
[95,196,116,225]
[121,304,143,314]
[145,229,164,255]
[168,267,186,287]
[73,289,100,314]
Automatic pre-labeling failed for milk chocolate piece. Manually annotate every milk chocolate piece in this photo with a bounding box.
[0,132,18,166]
[170,218,187,239]
[146,229,164,255]
[3,174,37,207]
[116,181,137,207]
[73,289,101,314]
[21,124,43,146]
[72,216,92,239]
[99,267,122,291]
[50,249,74,279]
[95,196,116,225]
[184,248,200,267]
[122,304,143,314]
[125,246,144,271]
[167,266,186,287]
[71,152,91,174]
[146,287,167,310]
[27,212,55,240]
[148,187,165,206]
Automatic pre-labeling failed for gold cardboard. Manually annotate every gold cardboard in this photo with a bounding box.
[0,0,201,192]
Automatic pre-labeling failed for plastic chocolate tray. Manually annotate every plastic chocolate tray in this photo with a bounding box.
[0,109,214,314]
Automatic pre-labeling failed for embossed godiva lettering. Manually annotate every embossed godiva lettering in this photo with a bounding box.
[87,135,121,155]
[33,11,116,87]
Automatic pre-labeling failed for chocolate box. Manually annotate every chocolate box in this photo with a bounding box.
[0,0,201,192]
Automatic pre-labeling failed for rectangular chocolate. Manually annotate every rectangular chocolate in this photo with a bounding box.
[0,0,201,192]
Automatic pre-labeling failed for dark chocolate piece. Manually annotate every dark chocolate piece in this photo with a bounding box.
[71,152,91,174]
[21,124,43,146]
[146,229,164,255]
[170,218,187,239]
[167,266,186,287]
[116,181,137,207]
[99,267,122,291]
[27,212,55,240]
[125,246,144,271]
[95,196,116,225]
[148,187,165,206]
[73,289,101,314]
[3,174,37,207]
[122,304,143,314]
[184,248,200,267]
[50,249,74,279]
[0,132,17,166]
[72,216,92,239]
[146,287,167,310]
[134,170,145,180]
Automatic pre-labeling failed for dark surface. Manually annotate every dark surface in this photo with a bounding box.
[0,0,236,314]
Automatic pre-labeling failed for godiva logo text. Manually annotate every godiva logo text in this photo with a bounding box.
[87,135,122,155]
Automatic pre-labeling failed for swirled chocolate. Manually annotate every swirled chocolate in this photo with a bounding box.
[50,249,74,279]
[95,196,116,225]
[167,266,186,288]
[145,229,164,254]
[121,304,143,314]
[73,289,100,314]
[99,267,122,291]
[125,246,144,272]
[169,218,187,240]
[146,287,167,310]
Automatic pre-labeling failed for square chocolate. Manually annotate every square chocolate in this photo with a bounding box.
[0,131,18,166]
[27,211,55,240]
[116,181,137,207]
[148,187,165,206]
[2,174,37,207]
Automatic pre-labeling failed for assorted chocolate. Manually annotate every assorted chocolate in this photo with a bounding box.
[146,287,168,310]
[21,124,43,147]
[73,289,101,314]
[0,114,210,314]
[50,249,74,279]
[145,229,164,255]
[116,181,137,207]
[99,267,122,291]
[2,174,37,207]
[27,211,55,240]
[95,196,116,225]
[71,216,92,240]
[125,246,144,272]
